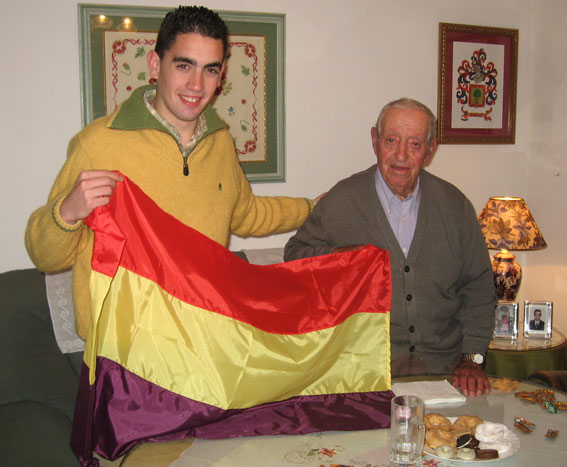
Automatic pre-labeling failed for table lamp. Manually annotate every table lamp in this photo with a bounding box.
[478,196,546,300]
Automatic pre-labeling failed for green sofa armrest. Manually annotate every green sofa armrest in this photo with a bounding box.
[0,268,82,466]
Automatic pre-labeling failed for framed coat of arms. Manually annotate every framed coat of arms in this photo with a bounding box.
[437,23,518,144]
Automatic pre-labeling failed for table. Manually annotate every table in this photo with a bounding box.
[486,329,567,380]
[114,377,566,466]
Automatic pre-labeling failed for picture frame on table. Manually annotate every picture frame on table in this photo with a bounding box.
[78,3,286,182]
[523,300,553,339]
[493,301,518,339]
[437,22,519,144]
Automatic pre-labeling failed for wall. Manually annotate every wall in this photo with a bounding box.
[1,0,565,333]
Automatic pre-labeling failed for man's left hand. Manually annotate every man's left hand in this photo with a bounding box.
[451,360,490,397]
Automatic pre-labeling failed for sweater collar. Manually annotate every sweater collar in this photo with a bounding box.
[108,85,227,140]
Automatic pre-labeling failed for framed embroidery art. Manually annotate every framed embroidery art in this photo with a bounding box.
[437,23,519,144]
[78,4,286,181]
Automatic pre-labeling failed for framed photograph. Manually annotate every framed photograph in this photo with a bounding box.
[493,301,518,339]
[437,23,519,144]
[78,4,286,182]
[523,300,553,339]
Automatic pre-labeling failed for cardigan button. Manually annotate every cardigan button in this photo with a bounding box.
[406,294,413,301]
[404,265,410,273]
[409,345,416,352]
[409,325,415,333]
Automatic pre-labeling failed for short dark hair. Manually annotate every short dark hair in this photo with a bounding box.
[155,6,228,58]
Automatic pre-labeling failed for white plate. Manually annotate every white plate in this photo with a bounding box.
[424,418,520,463]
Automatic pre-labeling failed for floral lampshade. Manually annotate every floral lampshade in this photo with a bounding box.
[478,197,547,251]
[478,197,546,300]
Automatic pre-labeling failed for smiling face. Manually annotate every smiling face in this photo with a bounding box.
[147,32,225,145]
[371,107,437,200]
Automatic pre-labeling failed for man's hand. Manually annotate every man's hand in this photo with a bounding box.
[451,359,490,397]
[60,170,123,224]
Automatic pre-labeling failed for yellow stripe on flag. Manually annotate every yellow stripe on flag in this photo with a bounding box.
[85,266,391,409]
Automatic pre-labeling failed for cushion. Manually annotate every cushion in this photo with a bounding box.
[0,269,80,420]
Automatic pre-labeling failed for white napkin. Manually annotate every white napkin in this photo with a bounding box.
[391,379,466,405]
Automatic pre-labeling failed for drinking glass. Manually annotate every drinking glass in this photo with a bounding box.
[389,395,426,467]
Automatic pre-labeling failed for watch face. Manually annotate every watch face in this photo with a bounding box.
[473,354,484,364]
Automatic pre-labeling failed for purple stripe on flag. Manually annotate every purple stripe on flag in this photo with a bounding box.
[72,358,394,461]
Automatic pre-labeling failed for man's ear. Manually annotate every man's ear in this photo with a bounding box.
[147,50,160,80]
[370,126,379,156]
[217,61,226,86]
[424,139,438,166]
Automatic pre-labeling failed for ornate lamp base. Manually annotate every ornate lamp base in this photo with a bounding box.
[492,249,522,301]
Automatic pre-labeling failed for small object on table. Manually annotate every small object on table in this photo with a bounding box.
[475,422,508,442]
[514,391,539,403]
[514,422,533,433]
[514,417,535,426]
[456,433,480,449]
[515,389,564,414]
[456,447,476,460]
[435,445,457,459]
[514,417,536,433]
[545,429,559,439]
[545,401,559,414]
[475,447,499,460]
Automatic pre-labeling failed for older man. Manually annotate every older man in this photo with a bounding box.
[284,98,496,396]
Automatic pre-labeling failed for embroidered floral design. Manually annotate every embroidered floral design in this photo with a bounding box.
[284,445,345,463]
[112,40,126,54]
[120,62,131,76]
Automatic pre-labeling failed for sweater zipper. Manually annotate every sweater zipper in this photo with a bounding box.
[183,155,189,176]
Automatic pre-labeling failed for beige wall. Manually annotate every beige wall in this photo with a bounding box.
[2,0,566,333]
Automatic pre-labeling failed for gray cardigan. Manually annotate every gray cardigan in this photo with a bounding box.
[284,166,496,373]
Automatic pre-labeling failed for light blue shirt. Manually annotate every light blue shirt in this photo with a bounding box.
[375,169,421,257]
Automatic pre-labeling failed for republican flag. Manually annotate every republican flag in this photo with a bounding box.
[70,174,393,466]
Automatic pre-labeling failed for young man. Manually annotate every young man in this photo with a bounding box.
[25,6,314,340]
[284,98,497,397]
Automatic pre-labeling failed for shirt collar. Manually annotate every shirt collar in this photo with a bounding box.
[143,89,207,154]
[375,167,421,211]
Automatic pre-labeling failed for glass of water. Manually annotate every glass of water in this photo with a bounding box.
[389,395,425,467]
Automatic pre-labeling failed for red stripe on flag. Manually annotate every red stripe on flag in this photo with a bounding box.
[86,174,391,335]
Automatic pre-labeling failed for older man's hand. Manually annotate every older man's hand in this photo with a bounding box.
[451,359,490,397]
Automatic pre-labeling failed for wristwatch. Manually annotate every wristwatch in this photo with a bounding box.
[462,353,485,365]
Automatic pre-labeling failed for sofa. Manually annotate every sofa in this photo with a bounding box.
[0,268,83,466]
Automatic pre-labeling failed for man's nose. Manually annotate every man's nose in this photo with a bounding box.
[394,144,409,161]
[187,70,204,91]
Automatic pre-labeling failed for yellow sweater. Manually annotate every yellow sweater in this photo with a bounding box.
[25,86,313,339]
